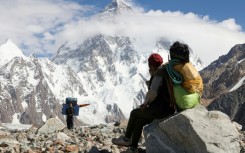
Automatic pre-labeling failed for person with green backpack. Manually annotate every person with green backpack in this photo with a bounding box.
[166,41,203,111]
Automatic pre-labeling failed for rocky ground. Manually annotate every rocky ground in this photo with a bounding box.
[0,118,244,153]
[240,130,245,153]
[0,121,146,153]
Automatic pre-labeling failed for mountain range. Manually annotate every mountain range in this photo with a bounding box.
[0,0,244,129]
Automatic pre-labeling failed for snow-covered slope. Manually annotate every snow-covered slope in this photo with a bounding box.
[0,52,125,125]
[52,35,147,118]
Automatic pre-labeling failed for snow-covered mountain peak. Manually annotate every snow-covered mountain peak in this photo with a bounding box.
[5,38,14,44]
[0,39,26,66]
[101,0,134,16]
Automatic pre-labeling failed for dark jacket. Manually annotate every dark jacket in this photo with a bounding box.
[147,66,175,117]
[66,106,74,118]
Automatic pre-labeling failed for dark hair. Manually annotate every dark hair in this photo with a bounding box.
[170,41,190,63]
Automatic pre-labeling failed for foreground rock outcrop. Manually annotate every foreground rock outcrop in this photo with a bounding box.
[144,105,244,153]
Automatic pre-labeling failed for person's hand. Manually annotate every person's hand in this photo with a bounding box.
[140,104,147,111]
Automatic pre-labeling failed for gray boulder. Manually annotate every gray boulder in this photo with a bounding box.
[38,117,66,134]
[144,105,241,153]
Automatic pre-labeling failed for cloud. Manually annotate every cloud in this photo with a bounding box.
[0,0,93,55]
[218,18,242,31]
[54,9,245,65]
[0,0,245,65]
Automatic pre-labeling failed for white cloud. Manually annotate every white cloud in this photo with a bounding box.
[27,25,44,33]
[0,0,245,65]
[0,0,92,55]
[54,9,245,65]
[218,18,242,31]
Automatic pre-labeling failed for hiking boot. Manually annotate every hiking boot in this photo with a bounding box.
[122,147,138,153]
[112,136,131,147]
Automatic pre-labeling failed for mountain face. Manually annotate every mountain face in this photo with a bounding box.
[53,35,139,73]
[200,43,245,129]
[52,35,148,119]
[201,44,245,99]
[0,56,85,125]
[0,40,126,125]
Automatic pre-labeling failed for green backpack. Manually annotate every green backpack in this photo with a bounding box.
[166,59,200,110]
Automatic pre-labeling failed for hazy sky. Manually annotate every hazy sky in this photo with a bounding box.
[0,0,245,65]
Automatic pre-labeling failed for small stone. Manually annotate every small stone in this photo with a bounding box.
[65,145,78,152]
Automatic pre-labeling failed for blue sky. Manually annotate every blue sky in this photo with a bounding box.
[136,0,244,29]
[0,0,245,65]
[76,0,245,31]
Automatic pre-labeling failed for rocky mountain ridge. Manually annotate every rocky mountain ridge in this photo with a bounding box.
[201,43,245,99]
[200,43,245,130]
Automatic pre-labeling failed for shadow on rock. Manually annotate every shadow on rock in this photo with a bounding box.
[88,146,112,153]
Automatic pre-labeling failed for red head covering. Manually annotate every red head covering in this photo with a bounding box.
[148,53,163,67]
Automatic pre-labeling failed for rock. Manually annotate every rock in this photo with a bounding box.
[0,122,126,152]
[144,105,241,153]
[0,137,20,145]
[1,112,241,153]
[0,130,10,138]
[233,121,243,131]
[114,121,121,127]
[65,144,78,152]
[37,118,66,134]
[53,132,70,141]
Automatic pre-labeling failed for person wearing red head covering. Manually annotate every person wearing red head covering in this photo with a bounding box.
[112,53,175,153]
[148,53,163,67]
[148,53,163,76]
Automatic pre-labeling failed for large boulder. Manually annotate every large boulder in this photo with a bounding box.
[38,117,66,134]
[144,105,241,153]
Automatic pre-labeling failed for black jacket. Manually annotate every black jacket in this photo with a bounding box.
[147,66,175,117]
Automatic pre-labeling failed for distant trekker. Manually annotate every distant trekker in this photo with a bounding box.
[66,102,74,129]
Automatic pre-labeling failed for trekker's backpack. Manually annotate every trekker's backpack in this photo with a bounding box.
[61,97,80,116]
[66,97,77,105]
[166,59,203,110]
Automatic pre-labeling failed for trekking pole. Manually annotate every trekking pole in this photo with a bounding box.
[79,104,90,108]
